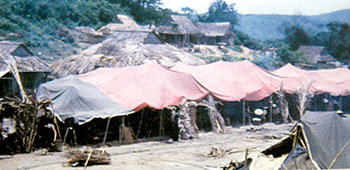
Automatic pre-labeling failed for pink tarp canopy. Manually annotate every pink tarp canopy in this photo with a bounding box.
[273,64,348,95]
[172,60,282,101]
[78,61,209,111]
[310,68,350,95]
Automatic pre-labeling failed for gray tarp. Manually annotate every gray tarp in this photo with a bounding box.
[302,111,350,169]
[37,75,132,124]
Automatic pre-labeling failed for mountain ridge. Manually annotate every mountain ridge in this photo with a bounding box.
[236,9,350,40]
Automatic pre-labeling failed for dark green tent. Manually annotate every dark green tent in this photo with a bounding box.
[229,111,350,170]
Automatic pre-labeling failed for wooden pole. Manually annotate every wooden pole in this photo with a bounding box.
[242,101,246,126]
[269,95,273,122]
[119,116,125,144]
[102,117,111,146]
[327,139,350,170]
[0,53,28,102]
[136,109,145,138]
[159,110,163,137]
[244,148,249,170]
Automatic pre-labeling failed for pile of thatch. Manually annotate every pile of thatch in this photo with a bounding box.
[51,30,205,78]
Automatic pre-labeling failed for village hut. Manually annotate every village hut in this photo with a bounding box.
[51,30,205,78]
[196,22,234,46]
[98,14,143,35]
[0,41,50,97]
[157,15,202,46]
[297,46,340,68]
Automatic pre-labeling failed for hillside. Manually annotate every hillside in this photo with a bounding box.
[236,9,350,40]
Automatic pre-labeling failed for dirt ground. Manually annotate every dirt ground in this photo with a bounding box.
[0,123,294,170]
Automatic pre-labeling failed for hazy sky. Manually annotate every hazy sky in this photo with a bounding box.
[161,0,350,15]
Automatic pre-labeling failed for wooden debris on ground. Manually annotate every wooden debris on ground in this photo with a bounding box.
[203,146,235,158]
[65,148,111,167]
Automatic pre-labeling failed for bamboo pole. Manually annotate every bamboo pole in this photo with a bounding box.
[242,101,246,126]
[102,117,111,146]
[119,116,125,144]
[269,95,273,122]
[136,109,145,138]
[0,53,28,102]
[327,139,350,170]
[159,110,164,137]
[244,148,249,170]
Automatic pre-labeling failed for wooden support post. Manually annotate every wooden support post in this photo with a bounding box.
[244,148,249,170]
[119,116,125,144]
[243,101,246,126]
[102,117,111,146]
[269,95,273,122]
[159,110,164,137]
[63,127,70,145]
[328,139,350,170]
[136,109,145,138]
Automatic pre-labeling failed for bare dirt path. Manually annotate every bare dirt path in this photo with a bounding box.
[0,123,294,170]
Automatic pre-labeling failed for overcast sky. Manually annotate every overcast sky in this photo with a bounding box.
[161,0,350,15]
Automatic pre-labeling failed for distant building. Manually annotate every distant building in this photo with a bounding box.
[196,22,234,46]
[157,15,235,47]
[0,41,50,97]
[297,46,340,68]
[98,14,143,35]
[157,15,202,46]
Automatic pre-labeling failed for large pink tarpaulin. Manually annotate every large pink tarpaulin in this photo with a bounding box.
[310,68,350,95]
[273,64,348,95]
[78,61,209,111]
[172,60,282,101]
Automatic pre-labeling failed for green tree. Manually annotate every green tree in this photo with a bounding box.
[199,0,238,29]
[283,25,310,51]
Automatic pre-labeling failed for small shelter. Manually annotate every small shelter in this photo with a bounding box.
[297,46,340,67]
[51,30,205,78]
[196,22,234,45]
[157,15,202,46]
[0,41,50,97]
[78,61,209,111]
[239,111,350,170]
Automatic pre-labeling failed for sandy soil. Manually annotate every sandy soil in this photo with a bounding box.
[0,123,294,170]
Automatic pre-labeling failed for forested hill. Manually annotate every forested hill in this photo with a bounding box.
[237,9,350,40]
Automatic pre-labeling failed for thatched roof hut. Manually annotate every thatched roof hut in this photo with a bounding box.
[196,22,232,37]
[0,41,50,72]
[98,14,143,35]
[297,46,339,65]
[157,15,201,35]
[51,30,205,78]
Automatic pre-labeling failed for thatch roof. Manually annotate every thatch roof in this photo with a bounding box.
[70,27,105,44]
[196,22,232,37]
[0,41,33,57]
[98,14,143,35]
[157,15,201,35]
[297,46,338,64]
[0,41,50,72]
[51,31,205,78]
[114,14,139,26]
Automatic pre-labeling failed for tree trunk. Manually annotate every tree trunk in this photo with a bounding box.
[207,94,227,134]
